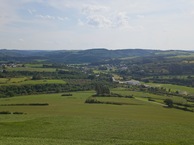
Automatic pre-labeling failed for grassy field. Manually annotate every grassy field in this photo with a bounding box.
[147,83,194,94]
[168,53,194,58]
[112,88,189,105]
[25,63,44,68]
[0,89,194,145]
[7,67,56,72]
[0,77,66,85]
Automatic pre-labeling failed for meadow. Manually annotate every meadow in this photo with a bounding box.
[147,83,194,94]
[7,67,56,72]
[0,89,194,145]
[0,77,66,85]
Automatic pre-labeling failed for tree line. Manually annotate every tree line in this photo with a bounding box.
[0,83,93,98]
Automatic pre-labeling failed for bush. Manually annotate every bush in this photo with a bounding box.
[173,106,194,112]
[164,99,173,108]
[92,93,134,98]
[0,103,49,106]
[61,93,73,96]
[6,91,15,97]
[32,74,42,80]
[148,98,155,102]
[125,95,134,98]
[85,98,101,104]
[13,112,24,115]
[0,111,11,114]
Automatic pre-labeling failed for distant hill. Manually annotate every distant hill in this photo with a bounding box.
[0,48,193,63]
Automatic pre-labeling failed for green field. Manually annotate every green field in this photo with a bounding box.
[0,78,66,85]
[147,83,194,94]
[112,88,189,105]
[7,67,56,72]
[25,63,44,68]
[0,90,194,145]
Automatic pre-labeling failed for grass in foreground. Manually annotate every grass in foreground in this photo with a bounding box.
[0,90,194,145]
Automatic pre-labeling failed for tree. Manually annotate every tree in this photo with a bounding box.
[32,74,42,80]
[6,91,14,97]
[164,99,173,108]
[95,84,110,95]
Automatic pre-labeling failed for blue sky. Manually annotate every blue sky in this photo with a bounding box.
[0,0,194,50]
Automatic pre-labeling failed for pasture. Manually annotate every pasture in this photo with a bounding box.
[0,89,194,145]
[147,83,194,94]
[0,77,66,85]
[7,67,56,72]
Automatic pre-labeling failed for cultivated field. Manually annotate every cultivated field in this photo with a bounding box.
[0,89,194,145]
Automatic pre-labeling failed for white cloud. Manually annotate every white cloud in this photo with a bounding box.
[80,4,112,28]
[28,9,36,15]
[57,16,67,21]
[80,4,133,29]
[36,15,55,20]
[35,14,69,22]
[82,4,110,14]
[115,12,131,28]
[86,15,112,28]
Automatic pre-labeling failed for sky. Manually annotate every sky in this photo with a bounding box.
[0,0,194,50]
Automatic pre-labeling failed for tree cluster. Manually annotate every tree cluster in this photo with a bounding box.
[0,83,93,98]
[95,84,110,95]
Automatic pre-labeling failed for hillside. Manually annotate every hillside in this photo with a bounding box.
[0,48,193,63]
